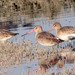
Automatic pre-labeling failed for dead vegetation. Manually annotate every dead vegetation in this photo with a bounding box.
[0,41,74,68]
[0,41,75,75]
[0,0,74,21]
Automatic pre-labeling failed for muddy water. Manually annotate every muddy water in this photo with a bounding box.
[8,7,75,47]
[0,7,75,75]
[8,7,75,42]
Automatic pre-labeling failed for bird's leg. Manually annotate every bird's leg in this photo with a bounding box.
[66,41,68,47]
[56,44,59,55]
[67,40,72,48]
[73,41,75,47]
[57,44,60,48]
[50,46,53,52]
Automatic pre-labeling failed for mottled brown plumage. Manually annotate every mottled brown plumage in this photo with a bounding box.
[0,29,19,42]
[36,31,63,46]
[23,26,64,46]
[49,22,75,41]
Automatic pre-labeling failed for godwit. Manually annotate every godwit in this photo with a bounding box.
[34,55,64,73]
[48,22,75,47]
[0,29,19,43]
[22,26,63,46]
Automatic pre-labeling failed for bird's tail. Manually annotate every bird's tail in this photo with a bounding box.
[11,33,19,36]
[58,39,64,43]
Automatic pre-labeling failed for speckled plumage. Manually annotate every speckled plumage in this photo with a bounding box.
[53,22,75,40]
[0,29,18,42]
[36,31,63,46]
[25,26,64,46]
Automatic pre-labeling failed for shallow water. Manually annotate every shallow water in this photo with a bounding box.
[8,7,75,48]
[0,6,75,75]
[1,59,38,75]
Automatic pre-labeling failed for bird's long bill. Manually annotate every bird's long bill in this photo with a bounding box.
[48,27,54,32]
[22,29,34,36]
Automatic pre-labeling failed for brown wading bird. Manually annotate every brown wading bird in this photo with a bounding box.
[36,52,75,74]
[22,26,64,46]
[0,29,19,43]
[48,22,75,47]
[36,56,64,74]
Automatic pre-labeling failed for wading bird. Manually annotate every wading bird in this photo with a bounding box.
[22,26,64,46]
[48,22,75,47]
[0,29,19,43]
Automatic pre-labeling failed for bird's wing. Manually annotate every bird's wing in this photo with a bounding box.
[36,31,59,42]
[60,26,75,34]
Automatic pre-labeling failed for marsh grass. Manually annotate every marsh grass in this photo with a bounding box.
[0,41,75,75]
[0,0,75,24]
[0,41,43,67]
[0,41,74,67]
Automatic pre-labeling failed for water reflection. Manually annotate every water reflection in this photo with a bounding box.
[37,50,75,75]
[23,23,34,27]
[0,3,75,75]
[0,21,18,29]
[0,43,75,75]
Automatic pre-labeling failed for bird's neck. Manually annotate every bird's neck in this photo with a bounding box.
[35,30,43,38]
[36,30,43,34]
[56,26,62,31]
[56,27,61,35]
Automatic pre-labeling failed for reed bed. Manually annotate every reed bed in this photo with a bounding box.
[0,41,75,75]
[0,41,74,67]
[0,0,75,23]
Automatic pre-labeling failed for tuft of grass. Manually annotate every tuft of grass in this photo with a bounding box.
[0,41,75,75]
[0,41,74,68]
[0,0,74,22]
